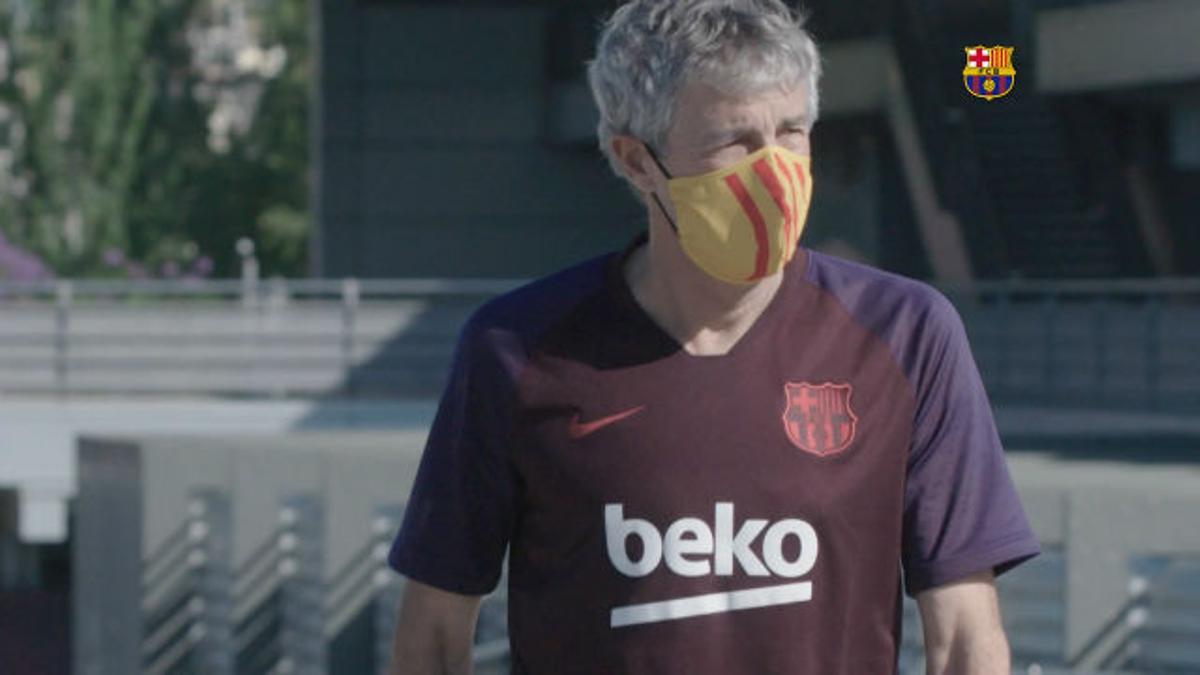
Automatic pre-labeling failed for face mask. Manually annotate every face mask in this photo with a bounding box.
[646,144,813,284]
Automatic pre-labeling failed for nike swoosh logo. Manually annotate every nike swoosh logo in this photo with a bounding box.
[568,405,646,440]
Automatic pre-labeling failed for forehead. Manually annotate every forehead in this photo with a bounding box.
[669,80,809,138]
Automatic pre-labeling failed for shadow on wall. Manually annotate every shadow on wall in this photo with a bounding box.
[291,295,477,430]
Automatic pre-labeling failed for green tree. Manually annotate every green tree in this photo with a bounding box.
[0,0,310,278]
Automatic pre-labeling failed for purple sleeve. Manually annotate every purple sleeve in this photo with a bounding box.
[388,317,520,595]
[901,293,1040,596]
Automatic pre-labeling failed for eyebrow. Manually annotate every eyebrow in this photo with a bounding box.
[702,116,811,144]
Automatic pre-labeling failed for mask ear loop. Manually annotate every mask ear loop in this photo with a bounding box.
[642,142,680,234]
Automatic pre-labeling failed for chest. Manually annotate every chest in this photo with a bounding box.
[511,333,915,529]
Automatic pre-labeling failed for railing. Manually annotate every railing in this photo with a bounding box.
[892,0,1010,278]
[140,489,1200,675]
[0,278,519,398]
[943,278,1200,411]
[135,490,509,674]
[1124,554,1200,671]
[2,277,1198,409]
[900,547,1068,673]
[1000,547,1068,669]
[140,490,234,674]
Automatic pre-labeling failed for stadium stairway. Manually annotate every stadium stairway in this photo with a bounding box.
[965,93,1131,278]
[895,2,1149,279]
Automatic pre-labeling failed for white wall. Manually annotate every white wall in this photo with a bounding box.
[1038,0,1200,92]
[0,397,435,542]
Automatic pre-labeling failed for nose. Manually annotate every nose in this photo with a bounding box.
[751,130,801,153]
[747,132,775,154]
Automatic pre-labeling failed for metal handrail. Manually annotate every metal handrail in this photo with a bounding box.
[326,527,400,640]
[943,277,1200,296]
[233,562,284,625]
[3,276,1198,409]
[234,532,284,593]
[1124,555,1200,670]
[233,590,282,661]
[0,277,525,299]
[141,594,197,663]
[326,539,380,617]
[141,518,192,596]
[3,276,1199,300]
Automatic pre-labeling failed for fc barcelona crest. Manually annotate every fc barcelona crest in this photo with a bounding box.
[782,382,858,457]
[963,45,1015,101]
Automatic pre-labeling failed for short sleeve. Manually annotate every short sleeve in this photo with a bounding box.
[388,317,520,595]
[901,293,1040,596]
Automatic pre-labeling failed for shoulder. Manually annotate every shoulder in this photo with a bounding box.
[460,251,617,355]
[801,251,973,397]
[802,249,964,342]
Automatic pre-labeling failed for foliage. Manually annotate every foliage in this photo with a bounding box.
[0,0,310,279]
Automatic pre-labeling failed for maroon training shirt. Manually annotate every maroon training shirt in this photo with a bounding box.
[391,234,1040,673]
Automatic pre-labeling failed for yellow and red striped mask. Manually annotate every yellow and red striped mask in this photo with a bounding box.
[649,144,813,284]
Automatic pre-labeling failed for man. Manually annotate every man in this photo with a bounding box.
[389,1,1040,673]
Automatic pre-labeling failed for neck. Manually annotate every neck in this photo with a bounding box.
[624,205,785,356]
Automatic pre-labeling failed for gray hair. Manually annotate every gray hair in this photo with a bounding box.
[587,0,823,177]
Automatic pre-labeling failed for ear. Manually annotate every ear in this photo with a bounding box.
[610,134,661,195]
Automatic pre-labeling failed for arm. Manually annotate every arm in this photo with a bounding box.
[389,579,483,675]
[387,318,519,673]
[916,570,1010,675]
